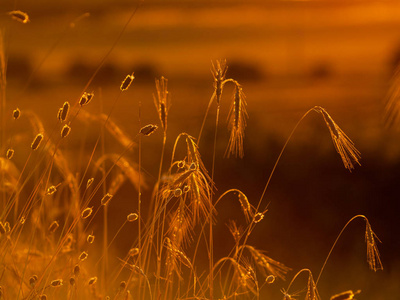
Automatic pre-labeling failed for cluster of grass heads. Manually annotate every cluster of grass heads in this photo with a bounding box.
[0,9,383,300]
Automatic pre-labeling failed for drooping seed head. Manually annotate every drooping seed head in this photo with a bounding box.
[101,193,113,206]
[6,149,14,159]
[120,73,135,91]
[8,10,30,23]
[48,221,59,233]
[139,124,158,136]
[31,133,43,150]
[39,295,47,300]
[127,213,138,222]
[13,108,20,119]
[61,124,71,138]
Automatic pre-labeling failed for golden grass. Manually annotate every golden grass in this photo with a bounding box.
[0,15,385,299]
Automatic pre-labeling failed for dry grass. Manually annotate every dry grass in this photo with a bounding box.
[0,6,386,300]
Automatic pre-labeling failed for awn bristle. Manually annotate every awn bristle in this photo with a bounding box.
[13,108,20,119]
[31,133,44,150]
[8,10,30,23]
[226,84,248,158]
[139,124,158,136]
[120,73,135,91]
[314,106,361,171]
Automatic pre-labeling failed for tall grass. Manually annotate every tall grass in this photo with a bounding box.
[0,7,383,300]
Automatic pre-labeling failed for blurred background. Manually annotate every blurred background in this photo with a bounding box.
[1,0,400,298]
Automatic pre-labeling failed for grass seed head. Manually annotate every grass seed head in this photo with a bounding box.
[127,213,138,222]
[3,222,10,233]
[87,234,95,244]
[119,281,127,290]
[120,73,135,91]
[253,212,264,223]
[139,124,158,136]
[365,219,383,272]
[29,275,38,287]
[101,193,113,206]
[6,148,14,159]
[45,185,57,195]
[265,275,275,284]
[51,279,63,287]
[86,178,94,188]
[8,10,30,23]
[129,248,139,256]
[81,207,93,219]
[13,108,20,119]
[79,92,94,106]
[31,133,43,150]
[61,124,71,138]
[69,277,75,286]
[79,251,88,261]
[73,265,80,276]
[88,277,97,285]
[60,102,70,122]
[48,221,59,233]
[39,295,47,300]
[314,106,361,171]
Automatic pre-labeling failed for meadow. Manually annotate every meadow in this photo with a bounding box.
[1,0,399,299]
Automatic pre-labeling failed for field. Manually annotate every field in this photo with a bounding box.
[1,0,399,299]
